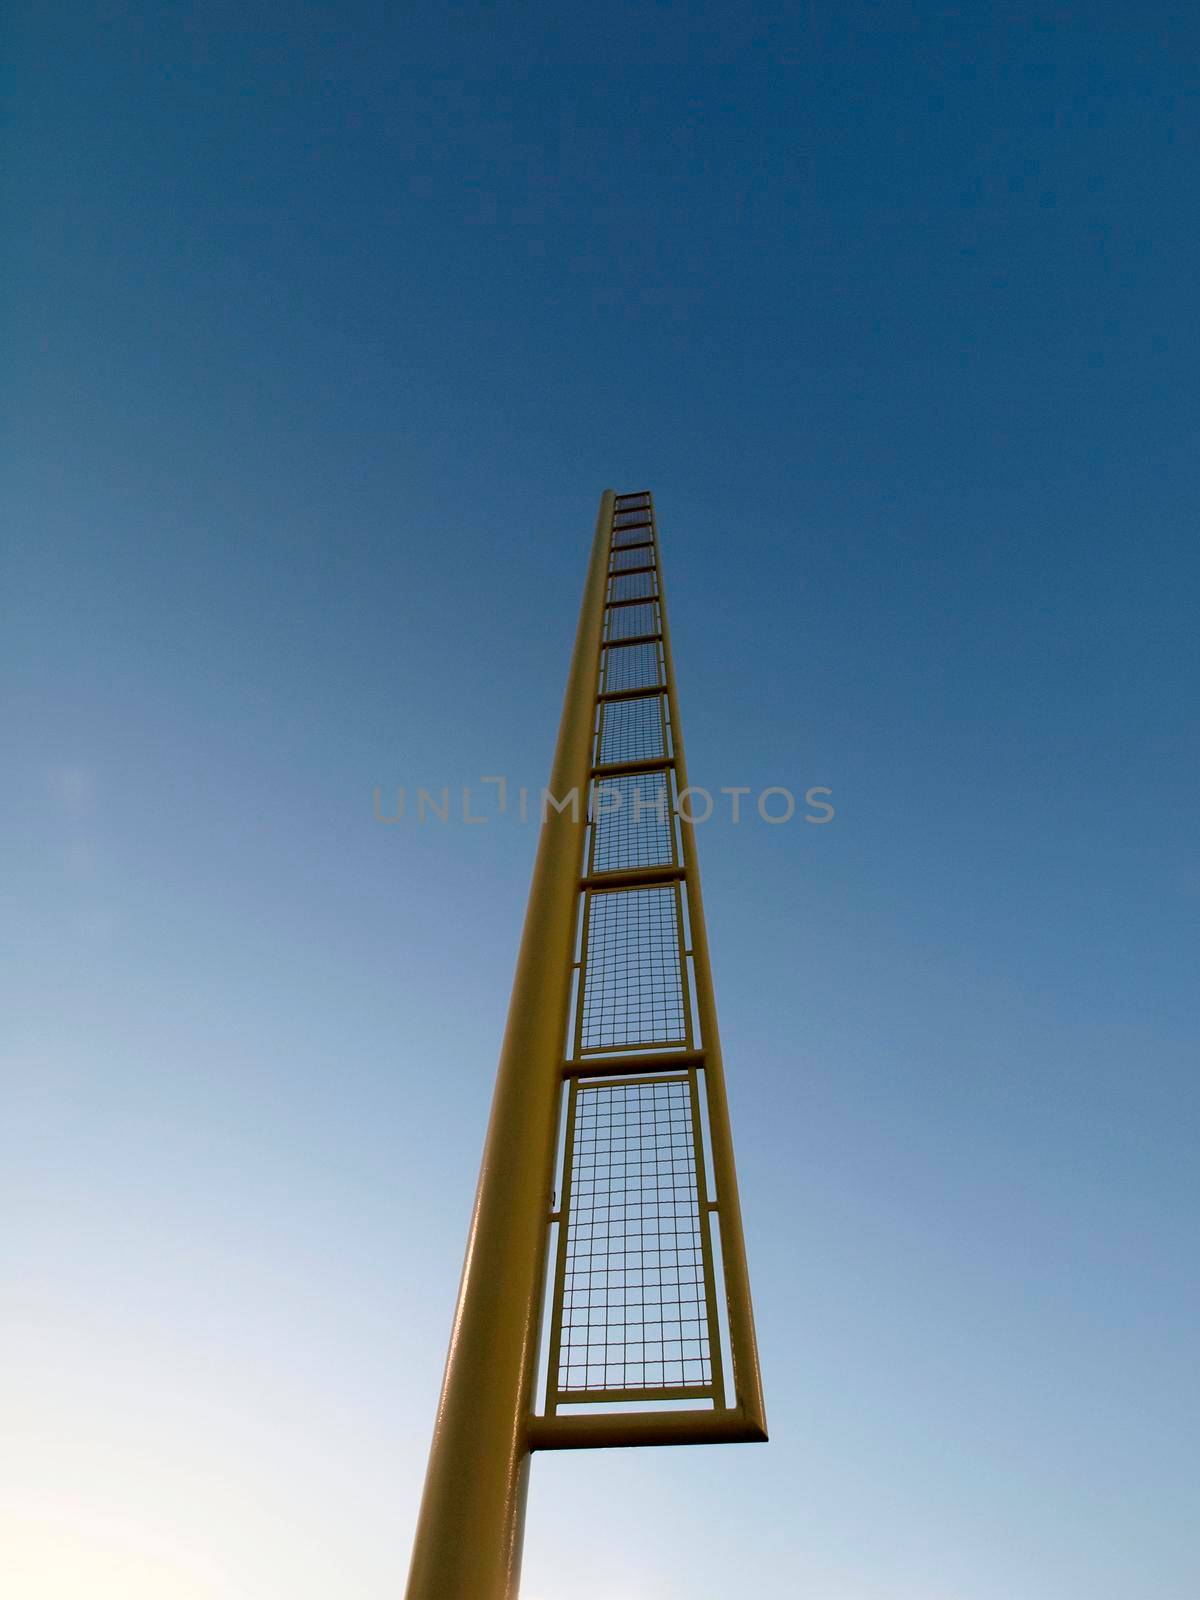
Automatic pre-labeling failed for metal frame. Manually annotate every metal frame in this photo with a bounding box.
[405,491,765,1600]
[595,690,670,771]
[538,492,765,1446]
[586,766,678,877]
[542,1069,724,1414]
[572,880,693,1057]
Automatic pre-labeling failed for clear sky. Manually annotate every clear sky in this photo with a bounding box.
[4,6,1198,1598]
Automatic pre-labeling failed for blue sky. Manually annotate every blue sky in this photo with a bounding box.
[4,5,1198,1597]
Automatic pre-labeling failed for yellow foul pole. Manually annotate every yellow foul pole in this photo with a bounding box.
[404,492,615,1600]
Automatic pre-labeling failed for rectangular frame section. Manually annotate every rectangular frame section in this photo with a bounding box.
[576,884,690,1055]
[604,600,660,642]
[611,546,655,573]
[602,640,664,694]
[590,769,676,875]
[608,570,658,603]
[544,1073,724,1412]
[596,691,668,767]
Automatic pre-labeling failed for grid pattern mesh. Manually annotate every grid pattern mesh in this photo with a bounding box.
[597,694,666,766]
[613,525,654,548]
[609,571,657,602]
[556,1078,712,1395]
[605,601,659,642]
[591,771,675,873]
[580,887,686,1050]
[613,509,653,528]
[611,546,654,572]
[603,641,663,694]
[614,491,651,511]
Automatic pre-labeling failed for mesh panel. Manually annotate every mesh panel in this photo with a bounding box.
[603,642,663,694]
[613,527,654,549]
[579,887,687,1051]
[556,1078,712,1395]
[612,509,653,529]
[597,695,666,766]
[613,492,651,511]
[611,547,654,573]
[591,772,675,873]
[605,602,659,642]
[609,571,657,603]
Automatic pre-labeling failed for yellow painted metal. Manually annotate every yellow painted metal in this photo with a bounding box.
[535,488,766,1446]
[527,1407,765,1451]
[406,488,767,1597]
[654,501,768,1440]
[404,491,614,1600]
[543,1066,722,1415]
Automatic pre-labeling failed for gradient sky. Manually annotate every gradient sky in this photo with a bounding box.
[4,6,1199,1598]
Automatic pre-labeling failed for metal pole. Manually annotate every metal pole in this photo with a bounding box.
[405,491,614,1600]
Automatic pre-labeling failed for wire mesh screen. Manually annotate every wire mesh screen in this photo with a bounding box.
[579,887,687,1051]
[551,1076,714,1399]
[603,641,663,694]
[611,546,654,573]
[605,601,659,642]
[612,509,653,528]
[597,694,666,767]
[609,571,657,603]
[591,771,675,874]
[614,491,651,510]
[613,526,654,549]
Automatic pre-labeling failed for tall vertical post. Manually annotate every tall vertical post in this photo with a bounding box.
[405,493,614,1600]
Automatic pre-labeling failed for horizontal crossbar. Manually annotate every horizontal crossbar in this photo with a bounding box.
[579,864,685,890]
[597,684,669,704]
[550,1384,714,1406]
[528,1410,768,1451]
[604,631,663,649]
[562,1048,705,1078]
[590,756,674,778]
